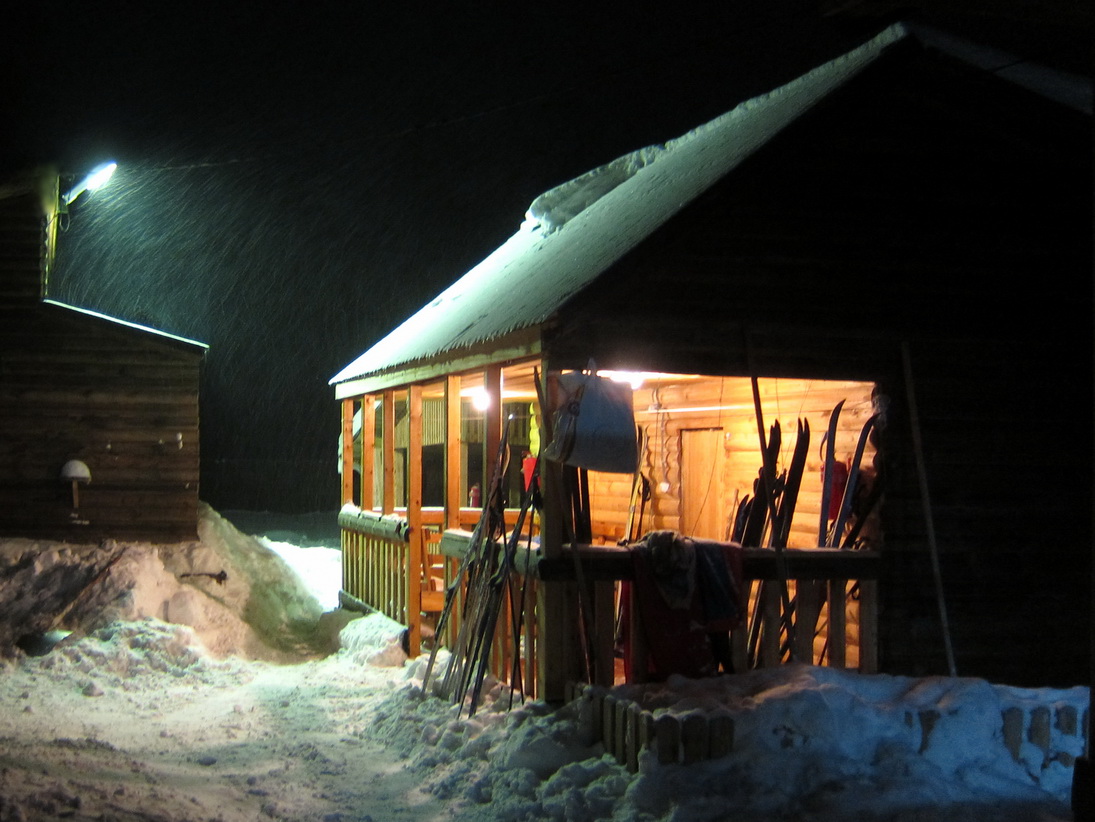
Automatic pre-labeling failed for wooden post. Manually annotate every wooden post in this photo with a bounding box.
[628,580,648,684]
[360,394,376,510]
[709,714,734,758]
[341,398,355,505]
[681,713,708,764]
[407,384,424,657]
[523,576,538,699]
[732,579,752,673]
[590,688,604,746]
[859,579,879,673]
[639,711,655,758]
[655,714,680,765]
[626,703,643,772]
[603,694,617,759]
[594,580,615,686]
[382,390,396,514]
[342,530,351,596]
[614,698,628,764]
[793,580,823,665]
[537,365,577,702]
[902,341,957,677]
[760,582,781,667]
[828,578,847,668]
[445,374,462,530]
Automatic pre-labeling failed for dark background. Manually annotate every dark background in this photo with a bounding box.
[3,2,1089,512]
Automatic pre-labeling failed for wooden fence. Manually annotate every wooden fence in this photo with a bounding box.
[567,679,1089,775]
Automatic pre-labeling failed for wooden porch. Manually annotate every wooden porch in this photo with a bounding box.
[336,364,885,702]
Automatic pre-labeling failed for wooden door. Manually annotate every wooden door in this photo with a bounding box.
[680,428,725,540]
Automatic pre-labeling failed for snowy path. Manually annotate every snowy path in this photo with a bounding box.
[0,625,445,822]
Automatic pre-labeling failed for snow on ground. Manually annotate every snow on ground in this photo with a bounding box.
[0,505,1084,821]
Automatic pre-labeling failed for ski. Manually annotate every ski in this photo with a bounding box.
[829,413,878,548]
[423,415,513,694]
[463,470,540,716]
[818,400,845,546]
[772,417,810,550]
[740,422,780,548]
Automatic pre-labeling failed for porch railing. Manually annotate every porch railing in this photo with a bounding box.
[533,544,879,684]
[340,514,879,695]
[339,507,413,626]
[339,505,538,687]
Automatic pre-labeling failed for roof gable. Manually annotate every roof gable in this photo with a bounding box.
[331,20,1088,386]
[331,24,909,386]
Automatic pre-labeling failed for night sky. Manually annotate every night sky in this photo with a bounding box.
[4,3,1089,512]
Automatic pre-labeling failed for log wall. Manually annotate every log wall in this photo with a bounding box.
[586,376,876,547]
[0,305,204,541]
[0,177,54,310]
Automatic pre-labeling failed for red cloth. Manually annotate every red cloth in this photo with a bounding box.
[620,539,744,682]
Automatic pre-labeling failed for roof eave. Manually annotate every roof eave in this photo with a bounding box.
[333,327,542,398]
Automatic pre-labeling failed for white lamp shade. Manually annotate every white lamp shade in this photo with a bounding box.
[60,460,91,483]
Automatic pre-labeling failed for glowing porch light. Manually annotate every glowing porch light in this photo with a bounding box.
[600,370,647,390]
[63,161,117,206]
[470,387,491,411]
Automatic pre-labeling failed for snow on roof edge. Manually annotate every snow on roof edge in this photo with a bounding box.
[42,300,209,350]
[330,23,909,386]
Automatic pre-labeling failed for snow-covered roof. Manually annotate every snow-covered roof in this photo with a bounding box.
[330,24,910,388]
[331,20,1089,389]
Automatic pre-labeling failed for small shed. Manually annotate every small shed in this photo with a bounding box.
[0,168,208,541]
[330,24,1092,701]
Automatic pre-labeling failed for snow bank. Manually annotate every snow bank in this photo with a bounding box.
[0,503,342,662]
[339,610,408,667]
[257,537,342,611]
[28,618,250,689]
[356,660,1082,821]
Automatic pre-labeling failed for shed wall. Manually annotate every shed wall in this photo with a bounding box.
[0,175,204,542]
[0,305,203,541]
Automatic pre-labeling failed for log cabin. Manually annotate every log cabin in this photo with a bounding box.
[0,167,208,541]
[330,23,1092,702]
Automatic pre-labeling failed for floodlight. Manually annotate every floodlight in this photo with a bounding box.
[62,161,117,206]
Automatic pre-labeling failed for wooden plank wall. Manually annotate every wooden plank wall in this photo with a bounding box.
[874,336,1091,686]
[0,183,52,310]
[0,306,204,541]
[586,376,876,547]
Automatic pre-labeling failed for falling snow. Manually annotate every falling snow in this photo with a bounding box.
[17,7,879,513]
